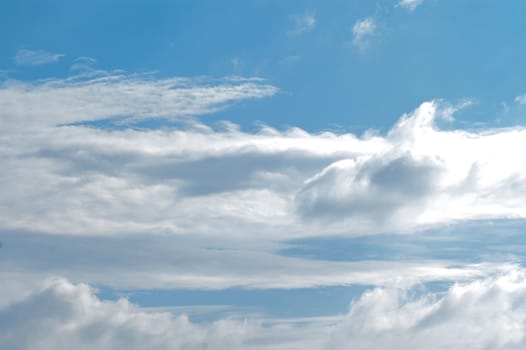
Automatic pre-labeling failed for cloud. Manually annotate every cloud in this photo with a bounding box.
[514,93,526,105]
[70,56,98,72]
[0,71,278,129]
[288,14,316,36]
[0,278,252,350]
[5,271,526,349]
[1,229,503,292]
[2,75,526,238]
[14,49,64,66]
[352,18,376,50]
[328,269,526,349]
[397,0,424,12]
[295,101,526,233]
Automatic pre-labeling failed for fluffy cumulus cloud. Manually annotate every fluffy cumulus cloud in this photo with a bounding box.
[296,101,526,233]
[0,278,251,350]
[329,269,526,349]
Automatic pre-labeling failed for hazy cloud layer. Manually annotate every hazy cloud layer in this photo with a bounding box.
[1,230,503,293]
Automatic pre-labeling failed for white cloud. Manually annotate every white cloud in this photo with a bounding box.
[0,71,277,129]
[4,69,526,349]
[397,0,424,12]
[0,278,252,350]
[288,14,316,36]
[295,101,526,232]
[5,271,526,349]
[14,49,64,66]
[352,18,376,50]
[328,269,526,349]
[70,56,98,72]
[2,74,526,238]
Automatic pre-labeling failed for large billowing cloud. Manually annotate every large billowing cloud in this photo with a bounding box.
[329,269,526,350]
[297,102,526,233]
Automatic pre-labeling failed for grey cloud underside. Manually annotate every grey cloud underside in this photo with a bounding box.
[296,155,441,222]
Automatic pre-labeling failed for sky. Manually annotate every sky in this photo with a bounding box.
[2,1,526,349]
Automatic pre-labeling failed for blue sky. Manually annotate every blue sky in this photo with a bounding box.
[5,0,526,132]
[3,1,526,349]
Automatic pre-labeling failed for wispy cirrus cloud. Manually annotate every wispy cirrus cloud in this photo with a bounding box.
[0,70,278,128]
[14,49,64,66]
[288,13,316,36]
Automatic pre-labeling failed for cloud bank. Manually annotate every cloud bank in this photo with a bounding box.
[5,271,526,350]
[2,75,526,238]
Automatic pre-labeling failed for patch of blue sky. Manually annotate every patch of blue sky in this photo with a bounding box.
[96,285,369,322]
[280,219,526,264]
[4,1,526,132]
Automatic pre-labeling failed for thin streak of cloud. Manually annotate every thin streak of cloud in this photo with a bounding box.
[14,49,64,66]
[0,70,278,127]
